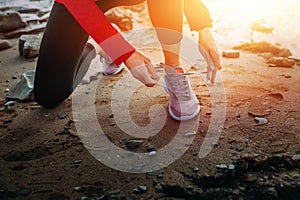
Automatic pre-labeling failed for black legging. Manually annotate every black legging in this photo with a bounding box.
[34,0,211,108]
[34,0,145,109]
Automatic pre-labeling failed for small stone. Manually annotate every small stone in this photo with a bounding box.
[19,34,41,59]
[6,70,35,101]
[236,146,244,152]
[137,185,147,193]
[3,119,12,124]
[0,40,12,51]
[72,159,82,167]
[57,114,67,119]
[149,151,156,157]
[222,50,240,58]
[184,131,197,137]
[124,140,144,149]
[73,187,81,192]
[108,189,121,196]
[255,117,268,125]
[98,195,107,200]
[0,11,27,32]
[228,164,235,170]
[89,75,98,82]
[216,164,227,170]
[211,142,219,148]
[4,101,15,107]
[292,154,300,161]
[193,167,199,172]
[5,88,9,93]
[154,184,163,192]
[12,76,18,79]
[132,188,140,194]
[187,185,193,191]
[267,56,295,68]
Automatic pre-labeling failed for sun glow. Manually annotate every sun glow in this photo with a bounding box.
[202,0,300,57]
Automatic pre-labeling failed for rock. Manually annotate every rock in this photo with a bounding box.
[124,139,144,149]
[228,164,235,170]
[211,142,219,148]
[216,164,227,170]
[137,185,147,193]
[193,167,199,172]
[4,22,46,38]
[0,11,27,32]
[19,34,41,59]
[149,151,156,157]
[255,117,268,125]
[292,154,300,161]
[251,19,273,33]
[108,189,121,196]
[236,146,244,152]
[267,57,295,68]
[154,184,163,192]
[4,101,16,107]
[0,40,12,51]
[105,8,133,31]
[184,131,197,137]
[233,41,292,57]
[3,119,13,124]
[6,70,35,101]
[222,50,240,58]
[57,114,67,120]
[289,56,300,63]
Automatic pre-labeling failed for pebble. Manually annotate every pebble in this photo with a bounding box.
[154,184,163,192]
[57,113,67,119]
[184,131,197,137]
[19,34,41,59]
[222,50,240,58]
[0,11,27,32]
[255,117,268,125]
[146,144,156,152]
[138,185,147,193]
[193,167,199,172]
[292,154,300,161]
[228,164,235,170]
[149,151,156,157]
[187,185,193,191]
[108,189,121,196]
[216,164,228,170]
[4,100,15,107]
[5,88,9,93]
[124,139,144,149]
[236,146,244,152]
[3,119,12,124]
[73,187,81,192]
[0,39,12,51]
[211,142,219,148]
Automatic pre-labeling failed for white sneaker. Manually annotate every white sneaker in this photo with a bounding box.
[98,49,125,76]
[164,67,200,121]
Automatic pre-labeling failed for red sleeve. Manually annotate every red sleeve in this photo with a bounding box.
[55,0,135,65]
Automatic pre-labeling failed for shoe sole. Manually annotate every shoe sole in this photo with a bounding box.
[164,81,200,121]
[103,62,125,76]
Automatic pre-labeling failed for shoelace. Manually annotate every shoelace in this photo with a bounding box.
[168,74,190,98]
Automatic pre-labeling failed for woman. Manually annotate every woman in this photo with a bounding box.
[34,0,159,109]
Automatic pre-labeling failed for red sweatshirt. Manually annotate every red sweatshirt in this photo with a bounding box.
[55,0,135,65]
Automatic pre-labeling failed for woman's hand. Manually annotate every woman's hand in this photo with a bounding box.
[198,28,221,84]
[125,50,160,87]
